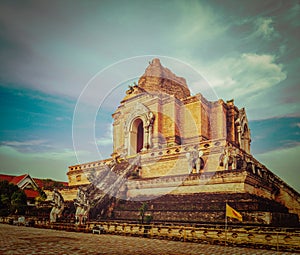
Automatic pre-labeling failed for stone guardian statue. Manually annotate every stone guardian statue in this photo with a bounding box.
[50,188,64,223]
[74,187,90,225]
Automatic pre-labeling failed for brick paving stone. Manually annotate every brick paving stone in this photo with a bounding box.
[0,224,298,255]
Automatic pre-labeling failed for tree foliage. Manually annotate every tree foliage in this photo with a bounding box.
[41,179,65,191]
[139,202,148,224]
[35,187,47,204]
[0,180,27,216]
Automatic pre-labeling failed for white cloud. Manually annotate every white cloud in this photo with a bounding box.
[96,138,113,147]
[198,53,287,119]
[0,145,78,181]
[96,124,113,147]
[2,139,47,147]
[0,139,71,154]
[175,1,228,44]
[235,53,286,93]
[255,17,276,39]
[203,53,286,92]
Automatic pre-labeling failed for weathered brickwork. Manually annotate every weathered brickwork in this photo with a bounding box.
[66,59,300,227]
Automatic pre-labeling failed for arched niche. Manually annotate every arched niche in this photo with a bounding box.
[124,103,155,156]
[241,124,251,154]
[129,118,144,154]
[236,108,251,154]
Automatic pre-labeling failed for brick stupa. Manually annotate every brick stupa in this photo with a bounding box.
[68,59,300,226]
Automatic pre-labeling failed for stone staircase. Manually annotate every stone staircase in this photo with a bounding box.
[86,156,140,220]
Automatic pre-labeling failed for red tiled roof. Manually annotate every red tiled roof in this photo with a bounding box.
[10,174,27,185]
[33,178,44,188]
[24,189,39,199]
[0,173,68,189]
[0,174,14,182]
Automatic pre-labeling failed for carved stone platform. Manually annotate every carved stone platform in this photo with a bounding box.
[113,192,298,227]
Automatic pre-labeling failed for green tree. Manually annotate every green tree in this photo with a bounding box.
[139,202,148,224]
[35,187,47,205]
[11,190,27,214]
[1,194,10,207]
[42,179,64,191]
[0,180,27,216]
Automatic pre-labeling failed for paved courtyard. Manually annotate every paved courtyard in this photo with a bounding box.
[0,224,297,255]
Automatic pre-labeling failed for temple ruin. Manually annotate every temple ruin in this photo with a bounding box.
[67,58,300,226]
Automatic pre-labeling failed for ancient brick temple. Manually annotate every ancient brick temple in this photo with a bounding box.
[68,59,300,226]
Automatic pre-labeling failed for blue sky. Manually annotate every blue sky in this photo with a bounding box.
[0,0,299,191]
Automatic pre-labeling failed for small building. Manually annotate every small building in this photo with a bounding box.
[0,174,68,206]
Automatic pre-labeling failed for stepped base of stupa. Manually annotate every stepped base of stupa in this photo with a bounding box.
[109,167,300,227]
[113,192,298,227]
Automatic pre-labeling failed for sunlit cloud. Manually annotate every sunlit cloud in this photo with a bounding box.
[254,17,277,39]
[175,1,228,44]
[0,145,77,181]
[1,139,53,153]
[2,139,47,147]
[200,53,289,119]
[204,53,286,92]
[96,124,113,147]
